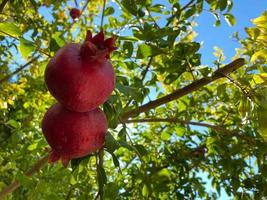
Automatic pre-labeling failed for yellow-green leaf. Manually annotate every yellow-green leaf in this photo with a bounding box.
[19,38,35,58]
[252,11,267,28]
[0,23,21,37]
[251,49,267,63]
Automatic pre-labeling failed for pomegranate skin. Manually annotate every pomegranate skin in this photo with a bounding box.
[45,43,115,112]
[42,103,108,166]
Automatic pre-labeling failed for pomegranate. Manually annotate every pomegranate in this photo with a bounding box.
[70,8,81,20]
[42,103,108,167]
[45,30,116,112]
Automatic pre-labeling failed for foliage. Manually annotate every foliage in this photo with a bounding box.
[0,0,266,199]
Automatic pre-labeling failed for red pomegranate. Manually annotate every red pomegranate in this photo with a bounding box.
[42,103,108,167]
[70,8,81,20]
[45,30,116,112]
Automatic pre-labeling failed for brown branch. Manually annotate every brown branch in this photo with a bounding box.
[0,155,49,199]
[95,148,104,200]
[0,56,39,84]
[121,58,245,120]
[0,0,8,13]
[141,56,153,82]
[123,118,231,133]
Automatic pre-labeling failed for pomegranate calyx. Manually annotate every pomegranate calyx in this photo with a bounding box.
[80,30,117,61]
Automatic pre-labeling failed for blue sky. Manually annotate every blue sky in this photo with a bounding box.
[195,0,265,65]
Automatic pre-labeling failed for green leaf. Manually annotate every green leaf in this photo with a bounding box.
[121,0,138,16]
[224,13,236,26]
[123,41,134,58]
[70,174,77,185]
[105,132,120,153]
[136,44,165,58]
[134,144,148,156]
[104,182,119,200]
[161,131,171,141]
[253,73,267,84]
[7,119,21,129]
[111,152,120,168]
[49,38,60,53]
[149,4,164,13]
[19,38,35,58]
[184,6,196,19]
[252,11,267,28]
[142,184,149,197]
[105,7,115,16]
[116,83,142,101]
[27,142,38,151]
[219,0,227,11]
[251,50,267,63]
[212,13,221,27]
[0,23,21,37]
[16,171,32,187]
[49,32,65,53]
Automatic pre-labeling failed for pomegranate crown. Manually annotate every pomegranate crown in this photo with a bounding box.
[80,30,117,61]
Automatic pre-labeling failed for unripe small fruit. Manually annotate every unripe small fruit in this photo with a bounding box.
[42,103,108,167]
[70,8,81,20]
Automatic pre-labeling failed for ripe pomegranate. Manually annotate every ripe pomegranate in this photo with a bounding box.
[42,103,108,167]
[45,30,116,112]
[70,8,81,20]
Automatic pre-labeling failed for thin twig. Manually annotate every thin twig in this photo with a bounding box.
[121,58,245,120]
[0,56,40,84]
[100,0,106,30]
[141,56,153,82]
[0,155,49,199]
[123,118,231,133]
[74,0,79,7]
[81,0,90,13]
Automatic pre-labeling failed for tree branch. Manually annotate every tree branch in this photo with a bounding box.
[0,155,49,199]
[0,0,8,13]
[121,58,245,120]
[100,0,106,30]
[141,56,153,82]
[96,149,104,200]
[123,118,231,133]
[0,56,40,84]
